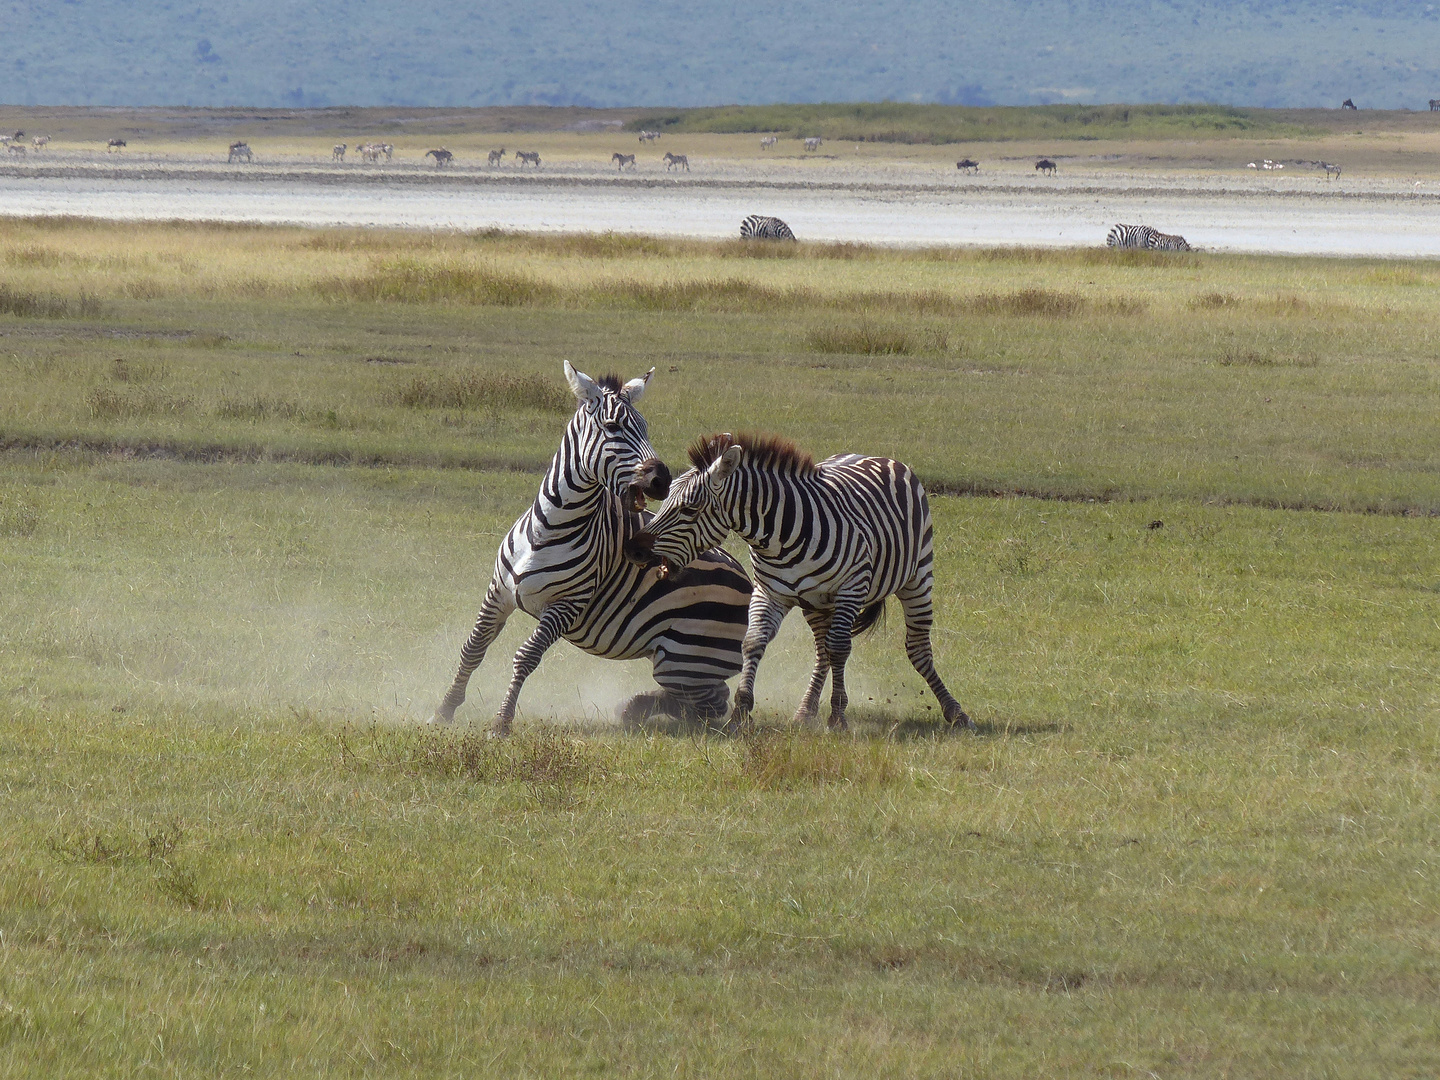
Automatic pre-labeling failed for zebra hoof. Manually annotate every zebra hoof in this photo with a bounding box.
[430,704,457,725]
[945,704,974,729]
[491,714,513,738]
[827,713,848,732]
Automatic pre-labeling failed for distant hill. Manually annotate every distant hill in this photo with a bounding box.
[3,1,1438,110]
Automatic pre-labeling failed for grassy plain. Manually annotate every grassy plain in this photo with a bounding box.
[1,220,1438,1076]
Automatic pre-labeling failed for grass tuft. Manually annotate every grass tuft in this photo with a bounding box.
[321,260,560,306]
[740,730,902,789]
[389,371,572,412]
[807,323,914,355]
[215,396,308,421]
[86,387,194,420]
[0,286,101,319]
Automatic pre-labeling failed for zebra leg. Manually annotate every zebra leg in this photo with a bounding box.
[822,591,869,732]
[729,590,788,730]
[433,578,514,724]
[792,609,832,725]
[896,576,972,728]
[492,599,583,737]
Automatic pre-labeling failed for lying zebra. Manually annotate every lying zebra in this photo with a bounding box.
[433,363,752,734]
[227,141,253,163]
[426,148,454,167]
[488,148,506,166]
[663,151,689,172]
[515,150,541,167]
[956,158,979,174]
[611,152,636,170]
[740,214,795,241]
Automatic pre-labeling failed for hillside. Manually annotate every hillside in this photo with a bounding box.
[1,1,1438,110]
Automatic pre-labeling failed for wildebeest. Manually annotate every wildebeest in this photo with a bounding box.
[426,148,455,167]
[1431,99,1440,112]
[107,138,127,152]
[227,141,253,163]
[1035,158,1057,175]
[1342,98,1357,110]
[956,158,979,174]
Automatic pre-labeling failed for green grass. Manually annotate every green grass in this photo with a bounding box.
[624,103,1318,143]
[2,220,1439,1075]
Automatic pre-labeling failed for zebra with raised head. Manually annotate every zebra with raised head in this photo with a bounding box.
[760,136,778,150]
[662,151,688,172]
[740,214,796,240]
[515,150,540,167]
[1146,231,1191,251]
[1106,223,1156,249]
[332,143,347,162]
[433,363,752,734]
[611,152,636,170]
[488,148,506,166]
[626,433,972,733]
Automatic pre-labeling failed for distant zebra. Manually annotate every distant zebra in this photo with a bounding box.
[332,143,347,162]
[380,143,393,162]
[107,138,126,152]
[1106,223,1156,249]
[1342,99,1357,110]
[760,136,778,150]
[11,131,23,141]
[611,152,636,170]
[1035,158,1056,174]
[804,137,822,151]
[30,135,50,150]
[433,363,753,735]
[638,130,660,143]
[956,158,979,173]
[663,151,689,172]
[1431,100,1440,112]
[7,143,25,157]
[1322,161,1342,179]
[359,143,382,163]
[515,150,541,167]
[227,141,253,163]
[488,148,506,166]
[740,214,796,241]
[426,148,454,167]
[626,433,972,733]
[1146,231,1191,252]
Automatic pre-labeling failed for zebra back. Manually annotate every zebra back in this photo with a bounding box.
[1106,224,1156,249]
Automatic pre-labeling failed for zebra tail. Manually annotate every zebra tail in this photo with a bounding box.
[851,598,887,637]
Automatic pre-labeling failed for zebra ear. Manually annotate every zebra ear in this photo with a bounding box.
[564,360,602,407]
[707,444,742,488]
[621,368,654,403]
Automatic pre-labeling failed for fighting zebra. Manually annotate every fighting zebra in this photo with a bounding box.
[1106,223,1156,249]
[227,141,253,163]
[1035,158,1056,174]
[515,150,541,167]
[1431,100,1440,112]
[663,151,689,172]
[760,136,778,150]
[426,148,454,167]
[433,363,752,735]
[804,137,822,151]
[488,148,506,166]
[31,135,50,150]
[611,152,636,170]
[956,158,979,174]
[1342,98,1357,110]
[740,214,796,241]
[107,138,126,152]
[626,433,972,733]
[332,143,347,162]
[1146,231,1191,252]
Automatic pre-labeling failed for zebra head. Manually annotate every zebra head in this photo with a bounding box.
[563,361,670,505]
[625,434,741,573]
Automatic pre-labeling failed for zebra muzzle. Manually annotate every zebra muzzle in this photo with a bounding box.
[623,531,663,571]
[633,458,672,501]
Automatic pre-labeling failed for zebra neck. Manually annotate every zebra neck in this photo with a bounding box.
[531,432,611,536]
[727,469,818,555]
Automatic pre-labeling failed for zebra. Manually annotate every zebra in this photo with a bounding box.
[740,214,796,241]
[1035,158,1056,174]
[380,143,393,162]
[1431,100,1440,112]
[433,363,752,735]
[426,148,454,167]
[1146,231,1191,252]
[332,143,347,162]
[1322,161,1342,179]
[1106,223,1156,249]
[488,148,506,166]
[359,143,382,163]
[31,135,50,150]
[760,136,778,150]
[638,130,660,143]
[227,141,253,163]
[956,158,979,173]
[626,433,972,733]
[611,152,636,170]
[663,151,689,172]
[804,137,822,151]
[7,143,25,157]
[107,138,126,152]
[515,150,541,167]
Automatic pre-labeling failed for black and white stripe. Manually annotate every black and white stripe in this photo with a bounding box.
[1106,223,1156,249]
[628,433,971,732]
[434,364,751,734]
[1146,231,1191,251]
[740,215,796,241]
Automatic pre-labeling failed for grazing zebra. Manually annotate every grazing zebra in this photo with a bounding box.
[1035,158,1056,174]
[332,143,347,162]
[426,148,454,167]
[31,135,50,150]
[955,158,979,173]
[515,150,541,167]
[107,138,126,152]
[804,137,822,151]
[1146,231,1191,252]
[626,433,972,733]
[1431,100,1440,112]
[1342,98,1357,110]
[611,152,636,170]
[662,151,689,172]
[740,214,796,241]
[227,141,253,163]
[760,136,778,150]
[433,363,752,734]
[488,148,506,166]
[1106,223,1156,249]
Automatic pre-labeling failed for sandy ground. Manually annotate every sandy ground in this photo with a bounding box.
[4,135,1440,254]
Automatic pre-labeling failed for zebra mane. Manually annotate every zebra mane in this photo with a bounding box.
[686,432,815,474]
[596,374,624,394]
